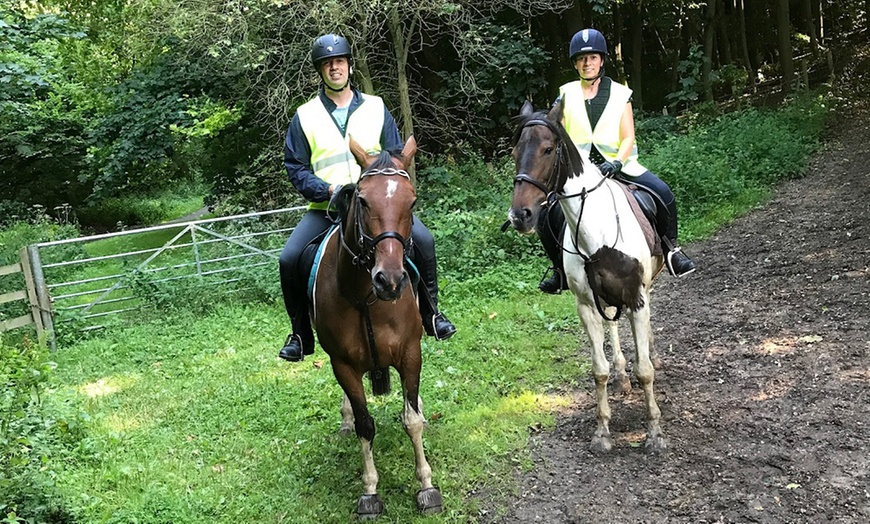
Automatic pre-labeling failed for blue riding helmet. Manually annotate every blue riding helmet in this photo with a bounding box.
[311,34,353,68]
[569,28,607,61]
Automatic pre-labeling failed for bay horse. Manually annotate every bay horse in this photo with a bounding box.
[507,100,668,454]
[310,136,442,519]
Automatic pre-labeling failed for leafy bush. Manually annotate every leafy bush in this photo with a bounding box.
[433,23,551,155]
[0,336,84,523]
[645,90,831,239]
[416,153,542,284]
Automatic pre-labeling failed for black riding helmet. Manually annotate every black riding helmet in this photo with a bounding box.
[569,28,607,81]
[311,34,353,69]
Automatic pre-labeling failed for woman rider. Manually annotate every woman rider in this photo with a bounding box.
[538,28,697,294]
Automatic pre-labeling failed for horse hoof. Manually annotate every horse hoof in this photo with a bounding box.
[644,435,668,455]
[338,425,354,436]
[356,494,384,520]
[416,487,443,514]
[590,436,614,454]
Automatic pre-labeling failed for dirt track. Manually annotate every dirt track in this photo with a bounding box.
[483,99,870,523]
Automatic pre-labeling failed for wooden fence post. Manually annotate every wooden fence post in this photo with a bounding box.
[21,246,56,351]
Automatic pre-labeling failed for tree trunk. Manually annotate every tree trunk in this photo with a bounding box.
[630,0,644,110]
[802,0,820,56]
[736,0,757,91]
[667,21,684,97]
[702,0,717,102]
[387,7,417,182]
[776,0,794,94]
[613,10,627,84]
[716,0,732,66]
[354,53,375,95]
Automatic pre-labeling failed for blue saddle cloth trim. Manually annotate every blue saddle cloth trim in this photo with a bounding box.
[307,226,422,302]
[308,225,338,303]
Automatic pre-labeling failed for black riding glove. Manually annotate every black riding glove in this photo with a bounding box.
[597,160,623,177]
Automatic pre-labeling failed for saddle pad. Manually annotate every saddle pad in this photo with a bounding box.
[308,226,339,313]
[617,183,663,256]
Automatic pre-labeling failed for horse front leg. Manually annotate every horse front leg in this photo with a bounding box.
[607,319,631,395]
[400,362,443,514]
[339,393,354,436]
[627,304,667,454]
[332,361,384,519]
[577,301,613,453]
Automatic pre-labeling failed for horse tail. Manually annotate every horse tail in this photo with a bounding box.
[369,367,391,396]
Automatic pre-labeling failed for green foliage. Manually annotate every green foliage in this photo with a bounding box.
[416,153,542,284]
[716,64,749,95]
[434,23,551,154]
[0,207,79,265]
[666,44,711,110]
[0,335,84,523]
[646,90,831,240]
[0,8,93,211]
[75,180,207,229]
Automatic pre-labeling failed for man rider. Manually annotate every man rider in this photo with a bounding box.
[277,34,456,362]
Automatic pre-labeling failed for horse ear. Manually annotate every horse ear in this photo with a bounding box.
[348,135,373,169]
[520,100,534,117]
[547,97,564,124]
[400,135,417,167]
[332,183,356,223]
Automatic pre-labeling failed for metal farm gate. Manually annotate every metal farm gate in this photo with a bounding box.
[0,207,305,349]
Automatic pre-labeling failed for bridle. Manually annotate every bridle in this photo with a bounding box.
[513,118,564,202]
[340,167,414,272]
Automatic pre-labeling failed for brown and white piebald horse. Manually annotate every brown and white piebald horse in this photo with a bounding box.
[310,136,442,518]
[508,100,668,454]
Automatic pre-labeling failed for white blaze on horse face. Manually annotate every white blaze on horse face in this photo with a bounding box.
[385,179,399,199]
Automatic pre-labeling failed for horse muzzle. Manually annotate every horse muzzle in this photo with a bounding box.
[372,267,410,302]
[508,207,538,235]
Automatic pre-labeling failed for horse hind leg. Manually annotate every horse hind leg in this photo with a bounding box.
[608,319,631,395]
[628,305,667,454]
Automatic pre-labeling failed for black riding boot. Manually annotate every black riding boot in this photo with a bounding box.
[537,205,569,294]
[278,257,315,362]
[415,251,456,341]
[278,302,315,362]
[662,200,696,278]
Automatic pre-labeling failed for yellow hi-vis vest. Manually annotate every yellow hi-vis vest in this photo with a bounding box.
[296,93,386,209]
[559,80,647,177]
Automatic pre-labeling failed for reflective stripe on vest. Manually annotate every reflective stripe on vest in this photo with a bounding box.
[297,94,385,209]
[559,80,647,177]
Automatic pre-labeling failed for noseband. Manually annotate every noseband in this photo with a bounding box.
[343,167,414,268]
